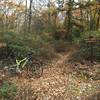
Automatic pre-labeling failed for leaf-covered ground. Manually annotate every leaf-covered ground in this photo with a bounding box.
[0,48,100,100]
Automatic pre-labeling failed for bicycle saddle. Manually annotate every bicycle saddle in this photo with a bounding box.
[26,51,34,60]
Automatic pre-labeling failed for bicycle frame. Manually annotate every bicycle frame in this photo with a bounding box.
[4,52,43,78]
[16,57,29,69]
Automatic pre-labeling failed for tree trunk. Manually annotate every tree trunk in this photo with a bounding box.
[24,0,28,32]
[65,0,73,41]
[96,9,100,29]
[28,0,33,33]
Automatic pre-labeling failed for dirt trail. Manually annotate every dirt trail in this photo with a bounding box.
[42,49,74,78]
[10,48,76,99]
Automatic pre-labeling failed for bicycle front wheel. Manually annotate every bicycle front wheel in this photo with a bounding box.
[29,65,43,78]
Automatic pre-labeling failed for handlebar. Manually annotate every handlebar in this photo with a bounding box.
[26,52,34,60]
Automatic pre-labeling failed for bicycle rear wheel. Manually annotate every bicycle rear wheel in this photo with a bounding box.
[28,63,43,78]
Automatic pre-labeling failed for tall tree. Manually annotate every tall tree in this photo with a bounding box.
[28,0,33,33]
[24,0,28,32]
[65,0,73,40]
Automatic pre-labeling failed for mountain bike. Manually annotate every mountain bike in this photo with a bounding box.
[4,52,43,78]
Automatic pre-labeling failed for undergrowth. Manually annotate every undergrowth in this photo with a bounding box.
[0,81,17,100]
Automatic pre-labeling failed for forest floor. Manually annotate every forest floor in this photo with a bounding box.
[1,47,100,100]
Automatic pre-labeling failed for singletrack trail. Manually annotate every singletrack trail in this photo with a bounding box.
[10,48,76,99]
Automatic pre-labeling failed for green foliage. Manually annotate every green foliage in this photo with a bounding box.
[1,31,56,60]
[72,27,81,38]
[0,81,17,99]
[2,32,31,59]
[72,27,83,45]
[81,29,100,39]
[71,29,100,62]
[81,29,100,62]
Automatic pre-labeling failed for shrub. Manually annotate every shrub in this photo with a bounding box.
[1,32,56,61]
[0,81,17,99]
[2,32,29,59]
[70,29,100,62]
[81,29,100,39]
